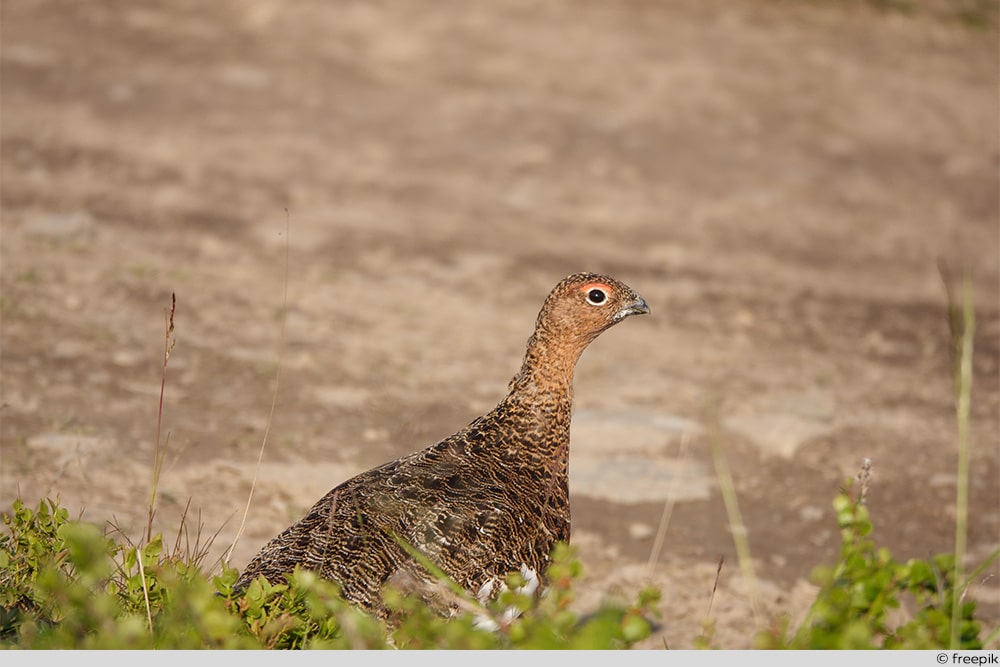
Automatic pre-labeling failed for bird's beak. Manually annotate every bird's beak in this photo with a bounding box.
[617,295,650,320]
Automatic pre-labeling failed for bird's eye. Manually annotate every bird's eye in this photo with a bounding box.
[586,288,607,306]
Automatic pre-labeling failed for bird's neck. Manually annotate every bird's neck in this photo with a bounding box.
[483,332,580,475]
[506,331,584,411]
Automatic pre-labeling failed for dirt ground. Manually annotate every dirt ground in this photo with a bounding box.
[2,0,998,649]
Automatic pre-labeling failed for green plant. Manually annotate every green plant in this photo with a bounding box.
[755,475,997,649]
[0,499,255,648]
[384,543,659,649]
[0,494,657,649]
[0,498,73,638]
[224,568,391,649]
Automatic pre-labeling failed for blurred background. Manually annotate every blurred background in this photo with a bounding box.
[1,0,997,648]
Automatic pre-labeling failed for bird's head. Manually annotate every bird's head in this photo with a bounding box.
[536,272,650,344]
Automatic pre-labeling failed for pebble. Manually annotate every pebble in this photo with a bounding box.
[27,432,115,465]
[571,455,711,503]
[24,211,94,240]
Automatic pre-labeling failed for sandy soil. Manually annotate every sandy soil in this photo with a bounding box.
[2,0,998,649]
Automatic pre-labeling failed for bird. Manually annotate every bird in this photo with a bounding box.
[232,272,650,620]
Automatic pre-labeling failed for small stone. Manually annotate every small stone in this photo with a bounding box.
[27,433,115,465]
[799,505,824,522]
[628,522,655,540]
[571,456,711,503]
[24,211,94,240]
[362,427,388,442]
[215,64,271,88]
[313,385,369,409]
[5,44,55,67]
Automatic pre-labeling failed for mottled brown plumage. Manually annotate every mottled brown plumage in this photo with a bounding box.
[233,273,649,616]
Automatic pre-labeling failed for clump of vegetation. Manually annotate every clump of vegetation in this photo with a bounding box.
[0,498,251,649]
[756,473,996,649]
[0,499,658,649]
[1,482,995,649]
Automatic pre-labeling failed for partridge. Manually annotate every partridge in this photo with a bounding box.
[232,273,649,617]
